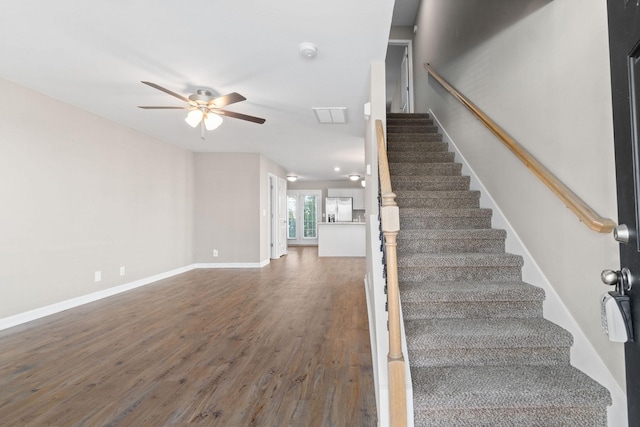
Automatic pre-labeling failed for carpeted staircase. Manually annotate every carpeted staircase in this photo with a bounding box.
[386,113,612,426]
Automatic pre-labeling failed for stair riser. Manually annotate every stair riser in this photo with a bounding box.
[387,141,448,152]
[390,164,462,176]
[398,266,521,282]
[402,301,542,320]
[414,407,606,427]
[388,113,431,119]
[392,178,470,191]
[388,152,455,163]
[407,346,569,368]
[388,125,438,134]
[387,119,434,127]
[400,217,492,230]
[397,198,480,209]
[397,238,504,254]
[387,133,443,143]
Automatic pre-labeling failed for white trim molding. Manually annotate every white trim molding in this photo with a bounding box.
[194,260,270,269]
[0,265,196,331]
[0,260,271,332]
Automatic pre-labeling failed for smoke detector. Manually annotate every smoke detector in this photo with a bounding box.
[299,43,317,58]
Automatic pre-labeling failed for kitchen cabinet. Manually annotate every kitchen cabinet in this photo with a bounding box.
[317,222,366,257]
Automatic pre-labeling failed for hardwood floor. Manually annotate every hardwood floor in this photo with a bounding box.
[0,247,377,426]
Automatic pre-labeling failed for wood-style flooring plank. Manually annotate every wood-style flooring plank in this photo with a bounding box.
[0,247,377,426]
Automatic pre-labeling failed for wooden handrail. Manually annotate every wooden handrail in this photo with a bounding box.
[424,64,616,234]
[376,119,407,427]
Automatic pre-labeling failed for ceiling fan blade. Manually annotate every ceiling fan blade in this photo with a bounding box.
[216,110,266,124]
[141,81,194,105]
[138,106,188,109]
[210,92,246,108]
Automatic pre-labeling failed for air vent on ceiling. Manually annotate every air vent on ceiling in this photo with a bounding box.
[312,107,347,124]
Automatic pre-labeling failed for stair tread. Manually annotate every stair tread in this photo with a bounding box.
[396,190,480,199]
[398,252,523,267]
[399,228,505,240]
[400,280,544,302]
[387,141,448,151]
[412,365,612,410]
[392,175,468,182]
[400,208,493,217]
[404,317,573,349]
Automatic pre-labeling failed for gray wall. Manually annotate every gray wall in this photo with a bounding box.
[413,0,623,385]
[0,78,195,318]
[193,153,261,264]
[1,77,288,319]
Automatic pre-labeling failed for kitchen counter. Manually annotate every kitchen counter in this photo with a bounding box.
[317,222,366,257]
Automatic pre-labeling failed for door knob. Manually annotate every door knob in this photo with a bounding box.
[601,269,620,286]
[601,267,633,292]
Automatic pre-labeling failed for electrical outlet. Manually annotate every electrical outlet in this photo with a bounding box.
[94,271,101,282]
[120,266,125,276]
[213,249,219,257]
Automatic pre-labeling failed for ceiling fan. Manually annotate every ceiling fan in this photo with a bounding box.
[138,81,265,140]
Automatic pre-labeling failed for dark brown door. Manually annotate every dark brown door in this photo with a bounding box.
[607,0,640,424]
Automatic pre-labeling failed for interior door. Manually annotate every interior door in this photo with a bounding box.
[607,0,640,423]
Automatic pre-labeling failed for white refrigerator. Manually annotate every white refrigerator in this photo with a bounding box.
[326,197,353,222]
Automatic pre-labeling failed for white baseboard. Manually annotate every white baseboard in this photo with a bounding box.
[0,264,197,331]
[195,259,270,269]
[430,110,627,427]
[0,259,271,332]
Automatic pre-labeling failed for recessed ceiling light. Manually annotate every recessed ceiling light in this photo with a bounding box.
[334,167,340,172]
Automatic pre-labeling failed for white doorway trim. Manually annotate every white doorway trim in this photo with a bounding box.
[268,173,279,259]
[388,39,414,113]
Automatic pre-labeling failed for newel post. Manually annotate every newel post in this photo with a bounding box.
[381,191,407,427]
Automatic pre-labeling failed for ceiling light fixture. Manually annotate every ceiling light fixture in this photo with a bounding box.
[299,42,317,58]
[287,175,298,182]
[349,174,360,181]
[185,109,204,127]
[203,112,223,130]
[185,107,224,138]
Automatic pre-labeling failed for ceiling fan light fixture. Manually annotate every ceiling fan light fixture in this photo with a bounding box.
[185,109,204,128]
[203,112,223,130]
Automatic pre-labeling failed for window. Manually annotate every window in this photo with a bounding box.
[287,195,297,239]
[303,195,317,238]
[287,190,321,243]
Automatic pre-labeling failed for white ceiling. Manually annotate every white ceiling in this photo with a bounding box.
[0,1,404,181]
